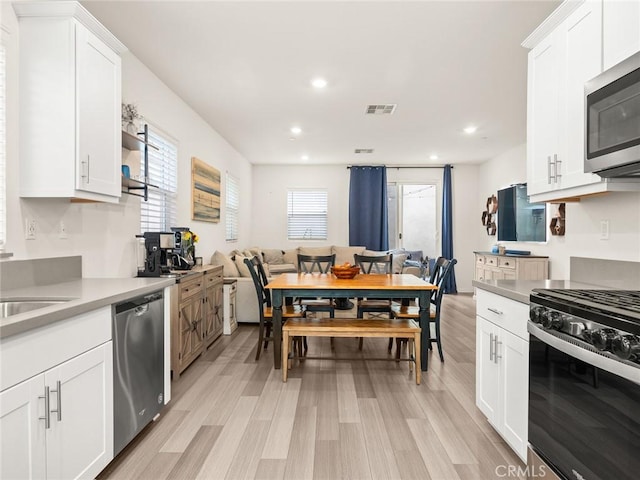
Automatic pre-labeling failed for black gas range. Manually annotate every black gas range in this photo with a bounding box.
[527,289,640,480]
[529,289,640,364]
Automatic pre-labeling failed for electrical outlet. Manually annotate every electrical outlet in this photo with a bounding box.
[600,220,609,240]
[59,221,68,239]
[25,218,37,240]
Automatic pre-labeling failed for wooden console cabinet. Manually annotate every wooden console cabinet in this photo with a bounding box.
[474,252,548,282]
[170,265,223,379]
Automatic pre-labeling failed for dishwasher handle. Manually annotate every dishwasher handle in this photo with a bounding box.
[115,291,163,315]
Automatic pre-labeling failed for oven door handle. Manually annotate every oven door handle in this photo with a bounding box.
[528,322,640,385]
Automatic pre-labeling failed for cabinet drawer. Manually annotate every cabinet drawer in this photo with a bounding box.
[180,277,203,299]
[485,256,498,267]
[476,255,486,265]
[204,272,222,287]
[498,257,516,269]
[476,289,529,340]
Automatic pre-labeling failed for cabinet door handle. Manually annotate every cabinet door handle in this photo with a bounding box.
[487,307,503,315]
[39,386,51,429]
[554,155,561,181]
[547,156,552,184]
[50,380,62,422]
[494,337,502,364]
[489,333,494,361]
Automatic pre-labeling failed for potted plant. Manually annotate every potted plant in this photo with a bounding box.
[121,103,142,134]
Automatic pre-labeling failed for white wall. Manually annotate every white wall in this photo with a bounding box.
[250,164,479,292]
[477,143,640,278]
[2,3,252,277]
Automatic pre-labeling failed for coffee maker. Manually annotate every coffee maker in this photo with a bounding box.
[136,232,174,277]
[170,227,195,270]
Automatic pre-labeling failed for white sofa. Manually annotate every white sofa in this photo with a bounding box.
[210,245,424,323]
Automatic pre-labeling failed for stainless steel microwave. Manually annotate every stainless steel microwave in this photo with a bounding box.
[585,50,640,177]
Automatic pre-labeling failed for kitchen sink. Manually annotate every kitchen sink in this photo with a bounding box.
[0,299,71,319]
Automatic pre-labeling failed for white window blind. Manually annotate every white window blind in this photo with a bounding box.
[0,43,6,247]
[287,190,328,240]
[225,173,239,242]
[140,124,177,232]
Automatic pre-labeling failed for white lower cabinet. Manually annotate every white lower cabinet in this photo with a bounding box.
[475,290,529,462]
[1,342,113,480]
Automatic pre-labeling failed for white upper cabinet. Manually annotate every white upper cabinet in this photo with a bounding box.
[15,2,126,203]
[603,0,640,69]
[523,0,640,202]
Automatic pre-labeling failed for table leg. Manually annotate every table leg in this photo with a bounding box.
[418,291,429,372]
[272,289,283,369]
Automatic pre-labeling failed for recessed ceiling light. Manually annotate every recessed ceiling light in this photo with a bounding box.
[463,126,477,134]
[429,154,439,161]
[301,155,309,161]
[311,78,327,88]
[290,126,302,135]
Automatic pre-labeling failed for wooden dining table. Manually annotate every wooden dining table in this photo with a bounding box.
[265,273,438,371]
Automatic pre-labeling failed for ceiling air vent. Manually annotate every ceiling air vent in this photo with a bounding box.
[365,104,396,115]
[354,149,374,154]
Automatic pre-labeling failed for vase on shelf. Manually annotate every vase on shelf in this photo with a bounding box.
[124,121,137,135]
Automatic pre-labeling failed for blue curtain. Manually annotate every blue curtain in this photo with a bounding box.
[349,166,388,251]
[442,164,457,293]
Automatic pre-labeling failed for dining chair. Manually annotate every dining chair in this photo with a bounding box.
[244,255,306,361]
[353,253,394,350]
[390,257,457,362]
[296,254,337,318]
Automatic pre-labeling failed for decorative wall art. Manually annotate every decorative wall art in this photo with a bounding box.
[549,203,566,236]
[481,194,498,236]
[191,157,221,223]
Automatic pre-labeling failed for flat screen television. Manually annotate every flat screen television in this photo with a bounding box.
[497,184,546,242]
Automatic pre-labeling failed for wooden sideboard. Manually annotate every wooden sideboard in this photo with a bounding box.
[474,252,548,282]
[170,265,223,379]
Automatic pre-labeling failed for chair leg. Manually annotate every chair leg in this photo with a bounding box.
[408,338,414,373]
[358,337,364,350]
[395,338,401,362]
[282,330,289,382]
[264,322,272,350]
[414,332,421,385]
[303,336,308,354]
[256,319,265,361]
[435,319,444,362]
[388,338,394,353]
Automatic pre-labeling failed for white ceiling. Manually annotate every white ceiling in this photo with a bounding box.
[83,0,561,166]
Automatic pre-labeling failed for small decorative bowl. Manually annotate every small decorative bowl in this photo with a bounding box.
[331,265,360,279]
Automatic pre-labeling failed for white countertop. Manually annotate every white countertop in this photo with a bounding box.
[472,279,606,304]
[0,277,175,338]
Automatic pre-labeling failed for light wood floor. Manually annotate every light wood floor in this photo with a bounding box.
[98,293,525,480]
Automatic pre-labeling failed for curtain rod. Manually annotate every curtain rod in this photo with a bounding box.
[346,165,452,169]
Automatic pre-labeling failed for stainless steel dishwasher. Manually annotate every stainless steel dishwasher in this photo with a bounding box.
[113,291,164,455]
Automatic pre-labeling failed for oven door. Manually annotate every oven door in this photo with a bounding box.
[528,323,640,480]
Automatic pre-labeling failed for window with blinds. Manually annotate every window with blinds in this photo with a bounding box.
[0,43,6,247]
[287,190,328,240]
[225,173,239,242]
[140,125,177,233]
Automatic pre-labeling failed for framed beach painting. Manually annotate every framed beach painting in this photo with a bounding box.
[191,157,221,223]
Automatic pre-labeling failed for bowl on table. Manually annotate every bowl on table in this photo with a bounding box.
[331,265,360,279]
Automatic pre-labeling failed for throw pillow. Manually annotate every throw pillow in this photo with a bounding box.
[263,248,285,265]
[299,246,332,257]
[210,250,240,277]
[332,245,365,265]
[234,254,252,277]
[246,246,263,259]
[283,248,299,265]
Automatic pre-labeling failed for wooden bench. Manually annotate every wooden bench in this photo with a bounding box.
[282,318,422,384]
